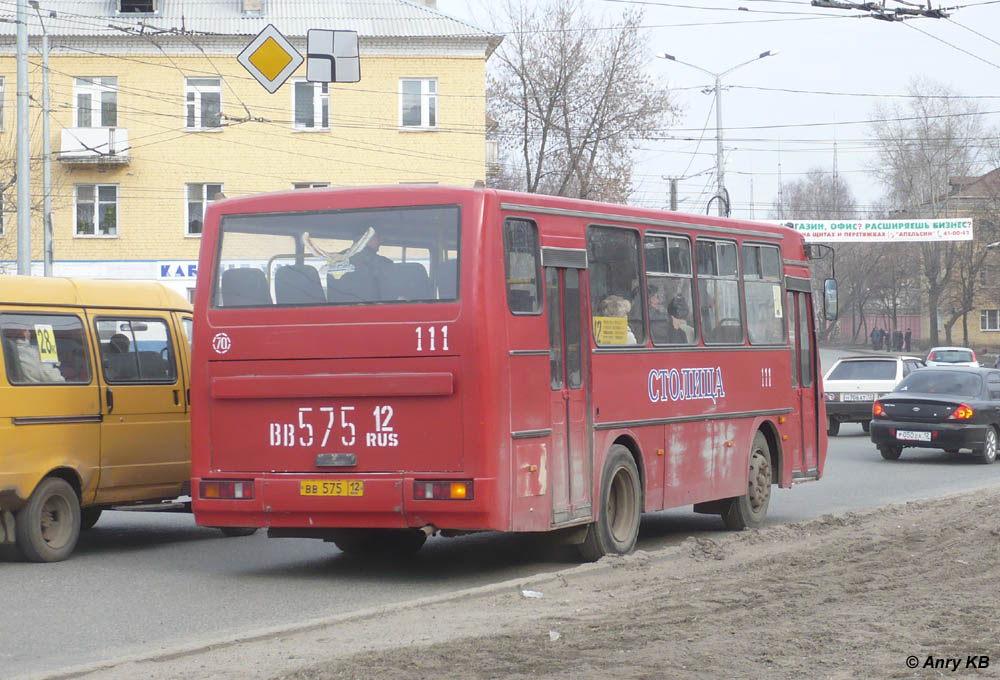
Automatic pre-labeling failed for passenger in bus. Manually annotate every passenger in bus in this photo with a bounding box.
[649,288,692,345]
[598,295,637,344]
[4,327,65,383]
[349,229,393,271]
[109,333,130,354]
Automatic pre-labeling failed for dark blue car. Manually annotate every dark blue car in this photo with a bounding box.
[869,366,1000,463]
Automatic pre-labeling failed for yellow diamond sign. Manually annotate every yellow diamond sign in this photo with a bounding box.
[238,24,303,94]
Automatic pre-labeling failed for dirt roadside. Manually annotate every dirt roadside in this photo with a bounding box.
[64,486,1000,680]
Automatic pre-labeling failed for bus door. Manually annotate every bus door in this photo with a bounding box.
[544,260,591,524]
[787,289,819,476]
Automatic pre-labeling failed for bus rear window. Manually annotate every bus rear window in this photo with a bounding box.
[213,205,460,308]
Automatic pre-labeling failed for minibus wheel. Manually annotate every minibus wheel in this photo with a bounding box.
[722,432,772,531]
[578,445,641,562]
[80,507,102,531]
[15,477,81,563]
[827,418,840,437]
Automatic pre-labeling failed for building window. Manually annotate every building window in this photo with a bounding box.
[186,183,223,236]
[400,78,437,129]
[982,309,1000,331]
[75,184,118,237]
[293,80,329,130]
[293,182,330,189]
[118,0,156,12]
[75,77,117,128]
[186,78,221,130]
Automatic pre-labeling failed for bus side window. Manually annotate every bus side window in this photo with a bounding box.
[503,218,541,314]
[587,225,644,345]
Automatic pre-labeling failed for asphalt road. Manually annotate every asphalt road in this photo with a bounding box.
[7,346,1000,680]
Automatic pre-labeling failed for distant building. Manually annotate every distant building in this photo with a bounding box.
[0,0,500,299]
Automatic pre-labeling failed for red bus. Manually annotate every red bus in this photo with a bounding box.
[191,185,834,559]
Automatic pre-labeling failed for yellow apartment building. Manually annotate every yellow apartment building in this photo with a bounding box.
[0,0,500,299]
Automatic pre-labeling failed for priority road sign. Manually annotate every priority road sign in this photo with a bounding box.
[237,24,304,94]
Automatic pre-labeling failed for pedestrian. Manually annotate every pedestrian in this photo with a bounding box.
[904,328,912,352]
[876,327,884,351]
[871,327,879,350]
[893,329,903,352]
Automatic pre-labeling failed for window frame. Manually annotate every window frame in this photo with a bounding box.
[94,316,179,385]
[695,237,744,345]
[587,224,645,347]
[291,79,330,131]
[644,232,696,346]
[186,182,223,237]
[742,242,786,346]
[1,312,92,385]
[74,76,118,128]
[185,77,222,131]
[399,78,438,130]
[981,309,1000,332]
[502,217,542,316]
[74,183,118,237]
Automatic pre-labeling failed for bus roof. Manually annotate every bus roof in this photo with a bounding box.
[0,276,191,311]
[210,184,796,241]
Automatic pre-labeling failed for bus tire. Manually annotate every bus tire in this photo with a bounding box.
[578,445,641,562]
[218,527,258,537]
[332,528,427,556]
[722,432,771,531]
[15,477,81,563]
[80,507,102,531]
[827,418,839,437]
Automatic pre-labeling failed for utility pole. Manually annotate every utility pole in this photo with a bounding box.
[30,1,52,276]
[668,177,678,211]
[16,0,31,275]
[657,50,778,218]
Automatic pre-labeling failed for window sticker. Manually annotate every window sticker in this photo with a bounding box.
[33,324,59,363]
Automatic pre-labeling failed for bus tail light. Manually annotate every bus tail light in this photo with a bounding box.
[872,401,885,418]
[949,404,974,420]
[415,480,474,500]
[200,480,255,500]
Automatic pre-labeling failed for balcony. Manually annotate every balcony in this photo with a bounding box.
[59,127,130,166]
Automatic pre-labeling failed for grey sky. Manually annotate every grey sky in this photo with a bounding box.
[436,0,1000,220]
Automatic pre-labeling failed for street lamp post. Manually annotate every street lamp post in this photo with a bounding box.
[657,50,778,217]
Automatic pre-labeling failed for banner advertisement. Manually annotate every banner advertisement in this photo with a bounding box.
[774,219,973,242]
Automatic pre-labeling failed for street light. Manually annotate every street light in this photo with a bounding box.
[657,50,778,217]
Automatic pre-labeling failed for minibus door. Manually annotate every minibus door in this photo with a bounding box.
[91,314,188,503]
[545,265,591,524]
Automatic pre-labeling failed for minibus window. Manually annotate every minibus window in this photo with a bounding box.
[1,313,91,385]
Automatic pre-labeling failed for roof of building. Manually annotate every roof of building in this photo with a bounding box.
[0,0,497,43]
[947,168,1000,200]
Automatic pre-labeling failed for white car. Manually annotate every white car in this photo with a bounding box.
[924,346,979,367]
[823,355,925,436]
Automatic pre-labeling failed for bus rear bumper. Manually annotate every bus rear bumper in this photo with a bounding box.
[192,473,501,533]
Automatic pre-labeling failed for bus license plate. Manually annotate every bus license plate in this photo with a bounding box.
[896,430,931,442]
[300,480,364,497]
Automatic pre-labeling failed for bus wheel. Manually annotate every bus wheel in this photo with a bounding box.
[827,418,839,437]
[332,528,427,556]
[722,432,771,531]
[218,527,258,537]
[879,445,902,461]
[15,477,81,563]
[578,445,641,562]
[80,507,103,531]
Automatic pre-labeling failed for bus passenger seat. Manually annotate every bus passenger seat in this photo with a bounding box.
[436,259,458,299]
[221,268,272,307]
[275,264,325,304]
[327,269,378,303]
[381,263,433,301]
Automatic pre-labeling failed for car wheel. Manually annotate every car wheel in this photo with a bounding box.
[861,420,870,433]
[879,444,902,461]
[975,426,999,464]
[827,418,840,437]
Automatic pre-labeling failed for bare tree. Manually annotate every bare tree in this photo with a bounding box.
[487,0,675,203]
[868,78,990,345]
